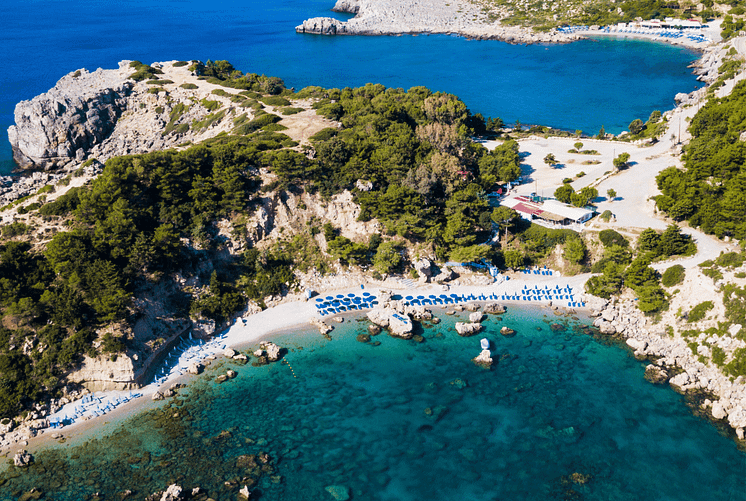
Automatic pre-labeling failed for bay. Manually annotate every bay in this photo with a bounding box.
[0,307,743,500]
[0,0,700,173]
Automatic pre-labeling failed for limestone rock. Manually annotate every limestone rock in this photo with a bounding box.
[160,484,183,501]
[226,369,238,379]
[152,391,164,401]
[473,349,493,367]
[455,322,482,337]
[239,485,251,499]
[500,326,515,336]
[355,179,373,191]
[483,303,506,314]
[712,401,727,420]
[224,348,237,358]
[310,317,334,335]
[469,312,485,323]
[413,258,433,279]
[8,64,134,170]
[261,342,282,362]
[13,450,33,467]
[332,0,360,14]
[296,17,349,35]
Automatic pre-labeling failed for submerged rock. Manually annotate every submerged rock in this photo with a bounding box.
[324,485,350,501]
[500,326,515,336]
[356,333,371,343]
[644,364,668,384]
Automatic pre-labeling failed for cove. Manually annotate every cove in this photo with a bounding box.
[1,307,743,500]
[0,0,700,173]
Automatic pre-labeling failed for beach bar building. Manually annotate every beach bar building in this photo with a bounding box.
[501,195,594,229]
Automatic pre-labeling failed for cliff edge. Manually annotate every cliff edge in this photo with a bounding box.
[8,61,134,170]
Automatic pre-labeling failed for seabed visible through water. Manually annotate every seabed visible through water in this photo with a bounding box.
[0,305,744,501]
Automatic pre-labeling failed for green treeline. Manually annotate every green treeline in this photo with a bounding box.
[655,80,746,238]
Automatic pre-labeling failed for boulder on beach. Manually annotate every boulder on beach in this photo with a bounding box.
[455,322,483,337]
[483,303,506,314]
[224,348,237,358]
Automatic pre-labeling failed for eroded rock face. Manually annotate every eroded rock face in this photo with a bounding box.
[483,303,506,315]
[296,17,349,35]
[8,63,133,170]
[332,0,360,14]
[160,484,183,501]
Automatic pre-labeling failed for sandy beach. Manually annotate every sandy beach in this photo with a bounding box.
[7,269,592,455]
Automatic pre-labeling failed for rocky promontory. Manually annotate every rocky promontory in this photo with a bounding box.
[296,0,578,44]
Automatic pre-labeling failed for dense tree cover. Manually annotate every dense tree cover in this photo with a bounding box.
[553,184,598,207]
[294,85,518,255]
[586,225,695,312]
[656,80,746,238]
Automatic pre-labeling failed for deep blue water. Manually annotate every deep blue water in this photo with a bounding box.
[1,308,743,500]
[0,0,701,173]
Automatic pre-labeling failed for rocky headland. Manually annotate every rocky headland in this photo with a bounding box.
[297,0,578,44]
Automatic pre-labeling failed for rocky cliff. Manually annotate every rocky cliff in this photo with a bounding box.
[8,61,135,170]
[7,60,252,172]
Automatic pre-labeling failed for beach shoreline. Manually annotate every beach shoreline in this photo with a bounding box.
[3,270,592,457]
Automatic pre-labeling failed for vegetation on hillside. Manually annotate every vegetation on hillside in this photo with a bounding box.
[655,80,746,238]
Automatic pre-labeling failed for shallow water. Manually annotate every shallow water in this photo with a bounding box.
[0,0,701,173]
[1,306,743,500]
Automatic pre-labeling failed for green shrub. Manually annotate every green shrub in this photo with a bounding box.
[263,123,288,132]
[200,99,221,112]
[702,267,723,281]
[155,106,164,114]
[129,61,163,82]
[712,345,726,367]
[688,301,714,323]
[146,79,174,85]
[715,252,744,268]
[599,229,628,247]
[260,95,292,107]
[599,210,612,222]
[724,347,746,377]
[661,265,685,287]
[173,61,188,67]
[233,113,281,135]
[180,83,198,90]
[281,107,304,115]
[1,222,29,237]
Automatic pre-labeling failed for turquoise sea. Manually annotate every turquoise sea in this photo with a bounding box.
[1,308,743,500]
[0,0,701,173]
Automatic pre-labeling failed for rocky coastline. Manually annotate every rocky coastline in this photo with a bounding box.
[296,0,579,44]
[589,296,746,441]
